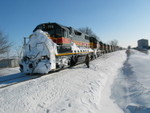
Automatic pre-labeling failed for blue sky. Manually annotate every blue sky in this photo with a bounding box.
[0,0,150,49]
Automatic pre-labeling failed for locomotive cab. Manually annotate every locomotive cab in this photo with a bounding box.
[34,23,72,53]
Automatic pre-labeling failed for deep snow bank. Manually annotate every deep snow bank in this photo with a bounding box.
[0,50,126,113]
[111,50,150,113]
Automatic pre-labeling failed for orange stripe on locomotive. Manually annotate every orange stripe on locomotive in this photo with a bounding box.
[49,37,71,44]
[50,37,91,48]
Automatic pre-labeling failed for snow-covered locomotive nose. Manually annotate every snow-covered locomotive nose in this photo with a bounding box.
[20,30,57,74]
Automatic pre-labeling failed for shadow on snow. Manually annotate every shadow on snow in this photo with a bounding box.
[122,58,134,77]
[0,72,39,85]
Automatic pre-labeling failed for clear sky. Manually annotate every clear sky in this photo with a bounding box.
[0,0,150,48]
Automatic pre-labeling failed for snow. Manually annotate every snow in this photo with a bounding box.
[0,67,20,77]
[0,50,150,113]
[20,30,57,74]
[71,42,93,53]
[111,49,150,113]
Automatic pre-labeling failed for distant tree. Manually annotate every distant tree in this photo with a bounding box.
[109,39,118,46]
[78,27,100,39]
[0,31,11,55]
[78,27,93,36]
[14,45,23,59]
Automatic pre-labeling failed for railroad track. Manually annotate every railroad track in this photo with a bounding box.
[0,75,40,89]
[0,57,93,89]
[0,66,68,89]
[0,75,27,83]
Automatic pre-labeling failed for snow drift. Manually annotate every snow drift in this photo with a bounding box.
[111,49,150,113]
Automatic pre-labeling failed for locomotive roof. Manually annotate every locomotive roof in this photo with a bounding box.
[33,22,100,40]
[33,22,69,32]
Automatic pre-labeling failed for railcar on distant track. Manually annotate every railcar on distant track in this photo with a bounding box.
[20,23,121,74]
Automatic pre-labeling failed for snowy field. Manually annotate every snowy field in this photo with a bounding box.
[111,50,150,113]
[0,50,150,113]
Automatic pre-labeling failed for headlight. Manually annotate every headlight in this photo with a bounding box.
[41,56,50,60]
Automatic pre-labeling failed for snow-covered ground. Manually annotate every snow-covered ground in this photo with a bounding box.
[0,50,150,113]
[111,50,150,113]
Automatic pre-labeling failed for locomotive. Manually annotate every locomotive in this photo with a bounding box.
[19,22,119,74]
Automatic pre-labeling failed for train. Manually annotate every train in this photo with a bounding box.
[19,22,121,74]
